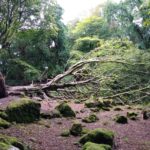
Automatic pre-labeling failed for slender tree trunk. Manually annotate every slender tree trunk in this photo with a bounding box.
[0,72,8,98]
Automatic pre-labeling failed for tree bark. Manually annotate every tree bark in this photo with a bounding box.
[0,72,8,98]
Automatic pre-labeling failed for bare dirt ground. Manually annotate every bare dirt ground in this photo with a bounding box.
[0,97,150,150]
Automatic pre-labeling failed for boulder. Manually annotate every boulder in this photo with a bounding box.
[82,114,99,123]
[83,142,111,150]
[115,115,128,124]
[70,122,83,136]
[6,98,41,123]
[56,102,76,117]
[0,134,29,150]
[79,128,114,146]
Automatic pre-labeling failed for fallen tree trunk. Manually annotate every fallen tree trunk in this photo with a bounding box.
[7,57,144,98]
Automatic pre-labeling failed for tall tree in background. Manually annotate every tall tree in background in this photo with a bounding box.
[104,0,150,49]
[0,0,68,85]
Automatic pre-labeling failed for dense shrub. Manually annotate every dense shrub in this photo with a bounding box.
[73,37,100,52]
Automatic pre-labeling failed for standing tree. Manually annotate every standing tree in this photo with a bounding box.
[0,72,7,98]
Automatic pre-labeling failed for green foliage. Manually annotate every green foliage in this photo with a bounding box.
[56,102,76,117]
[0,0,69,85]
[6,98,41,123]
[6,59,41,85]
[79,128,114,146]
[104,0,150,49]
[83,142,111,150]
[73,37,100,52]
[72,16,110,39]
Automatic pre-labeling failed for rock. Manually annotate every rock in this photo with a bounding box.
[0,118,11,129]
[6,98,41,123]
[127,112,138,120]
[56,102,76,117]
[40,109,62,119]
[115,115,128,124]
[8,146,20,150]
[85,100,98,108]
[0,110,8,120]
[82,114,99,123]
[143,110,150,120]
[0,134,29,150]
[70,122,83,136]
[79,128,114,146]
[85,99,112,109]
[61,130,70,137]
[113,107,122,111]
[82,142,111,150]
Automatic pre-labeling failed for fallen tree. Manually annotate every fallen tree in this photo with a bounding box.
[7,57,107,98]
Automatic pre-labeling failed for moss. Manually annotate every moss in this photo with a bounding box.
[0,111,8,120]
[81,128,91,135]
[127,112,138,120]
[61,130,70,137]
[0,134,29,150]
[40,109,62,119]
[83,142,111,150]
[0,118,11,129]
[70,122,83,136]
[79,128,114,146]
[115,115,128,124]
[6,98,41,123]
[82,114,99,123]
[56,102,76,117]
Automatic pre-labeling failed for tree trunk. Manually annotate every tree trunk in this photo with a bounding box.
[0,72,8,98]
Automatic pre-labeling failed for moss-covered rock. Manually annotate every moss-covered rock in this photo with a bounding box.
[0,134,29,150]
[40,109,62,119]
[83,142,111,150]
[82,114,99,123]
[127,112,138,120]
[113,107,122,111]
[143,110,150,120]
[85,99,112,109]
[79,128,114,146]
[100,99,112,108]
[115,115,128,124]
[85,100,99,108]
[70,122,83,136]
[0,118,11,129]
[6,98,41,123]
[0,110,8,120]
[56,102,76,117]
[61,130,70,137]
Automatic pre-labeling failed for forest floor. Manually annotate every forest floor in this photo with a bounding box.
[0,96,150,150]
